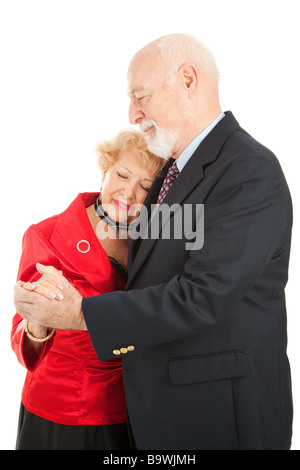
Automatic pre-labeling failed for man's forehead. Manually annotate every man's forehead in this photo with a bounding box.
[127,64,152,96]
[128,64,164,97]
[128,49,162,87]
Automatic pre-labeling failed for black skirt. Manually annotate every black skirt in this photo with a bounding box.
[16,403,133,450]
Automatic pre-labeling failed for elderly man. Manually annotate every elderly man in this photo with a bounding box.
[14,34,293,450]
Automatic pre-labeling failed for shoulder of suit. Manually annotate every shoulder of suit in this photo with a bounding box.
[224,127,280,168]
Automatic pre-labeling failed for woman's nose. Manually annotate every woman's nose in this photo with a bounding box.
[122,182,136,200]
[128,101,145,125]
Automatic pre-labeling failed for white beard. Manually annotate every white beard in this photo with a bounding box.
[139,119,177,160]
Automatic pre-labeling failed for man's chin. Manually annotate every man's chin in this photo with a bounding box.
[146,140,174,160]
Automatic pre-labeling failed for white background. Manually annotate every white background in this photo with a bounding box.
[0,0,299,450]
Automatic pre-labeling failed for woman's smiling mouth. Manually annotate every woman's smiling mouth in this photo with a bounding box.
[113,199,131,211]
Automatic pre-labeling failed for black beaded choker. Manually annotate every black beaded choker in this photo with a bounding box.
[94,196,133,232]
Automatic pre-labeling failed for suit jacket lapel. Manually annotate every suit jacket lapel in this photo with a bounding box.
[126,112,240,288]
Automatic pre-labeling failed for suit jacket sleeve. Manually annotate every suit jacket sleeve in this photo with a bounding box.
[11,225,60,370]
[83,156,289,361]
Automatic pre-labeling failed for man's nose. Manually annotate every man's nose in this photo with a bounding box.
[128,101,145,125]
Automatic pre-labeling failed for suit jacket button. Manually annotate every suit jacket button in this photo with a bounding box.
[127,345,135,352]
[120,347,128,354]
[113,349,121,356]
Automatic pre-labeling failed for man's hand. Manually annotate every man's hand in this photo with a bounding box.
[14,264,87,330]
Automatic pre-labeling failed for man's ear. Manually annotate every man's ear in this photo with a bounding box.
[179,63,198,97]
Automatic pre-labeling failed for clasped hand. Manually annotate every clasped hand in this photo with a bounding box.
[14,263,87,330]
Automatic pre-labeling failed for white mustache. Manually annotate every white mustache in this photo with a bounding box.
[139,119,157,133]
[138,119,177,160]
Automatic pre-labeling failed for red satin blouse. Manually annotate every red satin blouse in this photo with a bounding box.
[11,193,127,425]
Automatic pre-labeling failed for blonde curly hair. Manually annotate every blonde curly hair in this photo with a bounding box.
[95,128,166,176]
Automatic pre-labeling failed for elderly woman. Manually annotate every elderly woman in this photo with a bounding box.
[11,129,165,450]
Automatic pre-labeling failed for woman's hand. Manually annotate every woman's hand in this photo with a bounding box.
[17,264,63,352]
[14,264,86,331]
[21,263,65,301]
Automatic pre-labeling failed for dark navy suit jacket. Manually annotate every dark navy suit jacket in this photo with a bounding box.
[83,112,293,450]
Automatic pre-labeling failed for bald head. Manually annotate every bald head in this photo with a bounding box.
[130,34,220,85]
[128,34,222,159]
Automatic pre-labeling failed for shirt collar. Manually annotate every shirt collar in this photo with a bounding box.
[176,112,225,172]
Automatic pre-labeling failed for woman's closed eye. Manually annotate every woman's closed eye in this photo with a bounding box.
[140,185,151,192]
